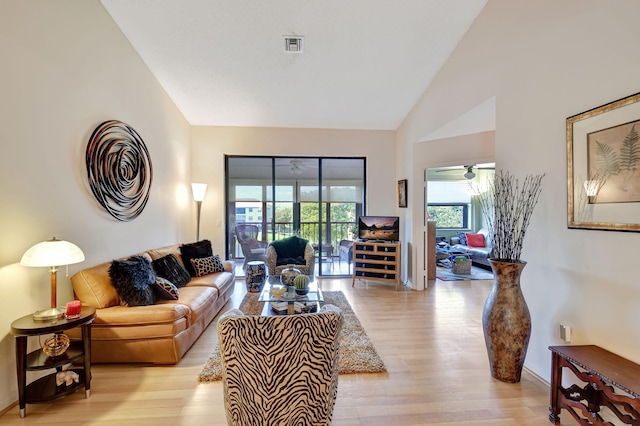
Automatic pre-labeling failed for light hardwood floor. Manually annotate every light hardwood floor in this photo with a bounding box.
[1,277,565,425]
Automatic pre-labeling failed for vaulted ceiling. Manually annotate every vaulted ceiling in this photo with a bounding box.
[101,0,487,130]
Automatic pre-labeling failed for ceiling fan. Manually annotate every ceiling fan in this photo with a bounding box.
[275,159,317,175]
[288,159,304,175]
[463,165,477,179]
[435,164,495,180]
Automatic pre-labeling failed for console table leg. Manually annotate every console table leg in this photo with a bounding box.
[549,351,562,424]
[82,322,92,397]
[15,335,27,418]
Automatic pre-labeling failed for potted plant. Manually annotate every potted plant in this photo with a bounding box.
[293,275,310,295]
[475,170,544,383]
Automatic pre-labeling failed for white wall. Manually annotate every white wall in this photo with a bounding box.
[0,0,191,410]
[190,126,397,256]
[399,0,640,382]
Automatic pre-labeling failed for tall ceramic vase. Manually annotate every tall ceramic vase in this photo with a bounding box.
[482,259,531,383]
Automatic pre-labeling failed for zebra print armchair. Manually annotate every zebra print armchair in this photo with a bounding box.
[217,304,343,426]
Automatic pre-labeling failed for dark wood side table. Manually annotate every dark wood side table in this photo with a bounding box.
[11,306,96,418]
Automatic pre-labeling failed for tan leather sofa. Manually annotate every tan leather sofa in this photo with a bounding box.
[67,244,236,364]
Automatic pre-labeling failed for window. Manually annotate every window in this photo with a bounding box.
[427,204,469,229]
[427,181,472,229]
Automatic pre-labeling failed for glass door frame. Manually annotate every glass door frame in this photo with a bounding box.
[225,155,366,277]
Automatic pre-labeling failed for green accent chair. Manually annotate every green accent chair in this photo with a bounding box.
[266,236,315,275]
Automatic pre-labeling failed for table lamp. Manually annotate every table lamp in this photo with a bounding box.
[191,183,207,241]
[21,237,85,320]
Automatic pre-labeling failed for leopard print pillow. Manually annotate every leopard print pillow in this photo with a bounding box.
[190,255,225,277]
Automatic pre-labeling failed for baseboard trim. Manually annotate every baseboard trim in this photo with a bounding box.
[0,399,17,417]
[523,365,550,388]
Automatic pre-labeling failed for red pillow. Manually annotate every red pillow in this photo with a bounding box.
[465,233,485,248]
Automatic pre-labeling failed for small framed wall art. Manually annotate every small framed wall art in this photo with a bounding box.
[567,91,640,232]
[398,179,407,208]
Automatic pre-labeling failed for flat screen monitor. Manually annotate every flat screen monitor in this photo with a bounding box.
[358,216,399,242]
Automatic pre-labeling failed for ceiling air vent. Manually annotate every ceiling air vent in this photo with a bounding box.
[284,36,304,53]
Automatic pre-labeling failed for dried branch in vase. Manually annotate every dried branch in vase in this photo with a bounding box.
[475,171,545,262]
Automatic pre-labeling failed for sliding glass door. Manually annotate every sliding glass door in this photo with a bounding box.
[226,156,365,277]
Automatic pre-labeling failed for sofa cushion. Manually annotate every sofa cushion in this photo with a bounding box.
[71,261,121,309]
[180,240,213,276]
[456,231,468,246]
[146,244,182,261]
[83,315,189,341]
[190,255,225,277]
[187,270,235,300]
[465,233,486,248]
[90,301,191,326]
[154,277,179,300]
[467,247,492,259]
[109,256,156,306]
[478,228,490,244]
[173,285,219,325]
[152,254,191,288]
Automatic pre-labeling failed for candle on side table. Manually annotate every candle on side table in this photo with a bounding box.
[65,300,82,319]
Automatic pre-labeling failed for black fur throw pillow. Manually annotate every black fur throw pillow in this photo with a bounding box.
[109,255,156,306]
[180,240,213,277]
[152,254,191,288]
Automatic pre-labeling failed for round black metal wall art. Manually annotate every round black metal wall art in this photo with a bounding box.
[86,120,153,221]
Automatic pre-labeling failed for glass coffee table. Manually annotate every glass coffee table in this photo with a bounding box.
[258,275,323,315]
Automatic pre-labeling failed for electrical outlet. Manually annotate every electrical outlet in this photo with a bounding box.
[559,324,571,343]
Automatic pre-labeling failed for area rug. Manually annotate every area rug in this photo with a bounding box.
[436,266,494,281]
[197,290,386,382]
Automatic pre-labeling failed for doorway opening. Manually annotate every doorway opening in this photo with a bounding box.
[425,163,495,280]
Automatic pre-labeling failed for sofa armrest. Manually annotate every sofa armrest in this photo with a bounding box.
[222,260,234,272]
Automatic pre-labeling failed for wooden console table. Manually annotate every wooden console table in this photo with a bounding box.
[549,345,640,425]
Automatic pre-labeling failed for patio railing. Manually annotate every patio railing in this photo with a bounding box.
[234,221,356,257]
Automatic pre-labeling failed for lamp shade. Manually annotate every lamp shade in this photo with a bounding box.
[20,237,85,267]
[191,183,208,202]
